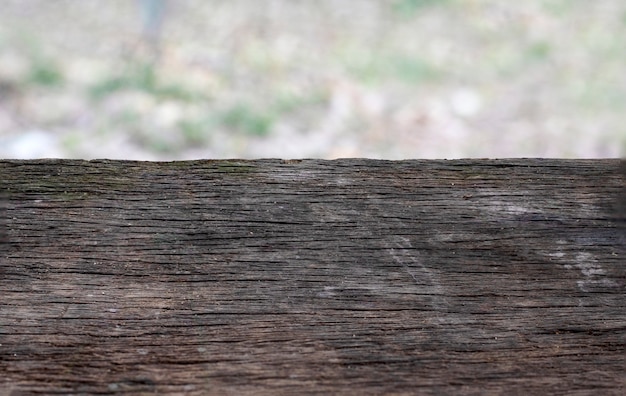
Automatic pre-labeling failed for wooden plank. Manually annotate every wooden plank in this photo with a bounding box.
[1,158,624,395]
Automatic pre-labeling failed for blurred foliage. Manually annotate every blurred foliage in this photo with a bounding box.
[89,62,205,102]
[178,117,214,146]
[347,52,444,85]
[526,41,551,62]
[392,0,455,16]
[27,58,64,87]
[0,0,623,159]
[220,104,275,137]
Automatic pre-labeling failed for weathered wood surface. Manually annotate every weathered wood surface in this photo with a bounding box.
[0,158,624,395]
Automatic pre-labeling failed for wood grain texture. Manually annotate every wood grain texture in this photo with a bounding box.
[1,158,624,395]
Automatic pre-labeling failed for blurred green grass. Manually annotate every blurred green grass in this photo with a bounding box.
[0,0,624,159]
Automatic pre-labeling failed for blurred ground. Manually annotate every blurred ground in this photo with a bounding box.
[0,0,624,160]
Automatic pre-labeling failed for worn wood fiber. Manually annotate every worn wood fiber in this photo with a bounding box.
[0,159,624,395]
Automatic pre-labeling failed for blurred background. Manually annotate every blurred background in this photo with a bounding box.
[0,0,624,160]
